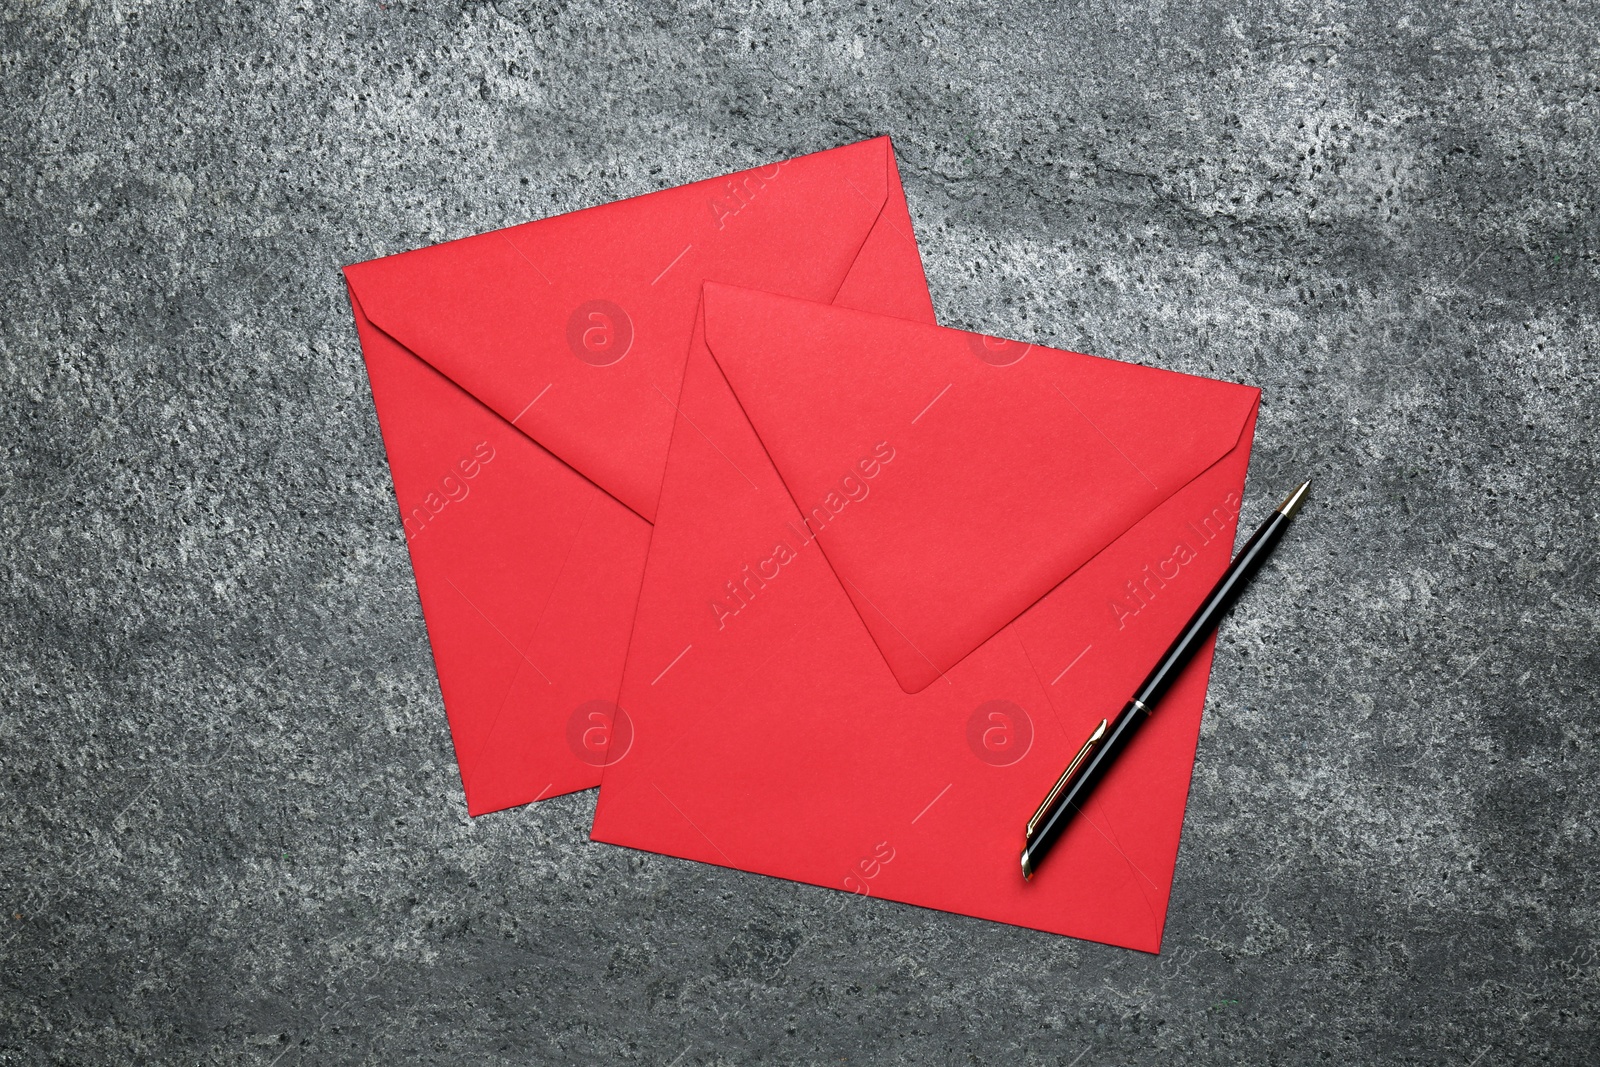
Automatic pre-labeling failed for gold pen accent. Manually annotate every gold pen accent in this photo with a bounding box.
[1275,480,1311,519]
[1025,717,1108,841]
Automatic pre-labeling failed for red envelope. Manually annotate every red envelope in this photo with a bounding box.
[591,284,1260,950]
[344,139,936,816]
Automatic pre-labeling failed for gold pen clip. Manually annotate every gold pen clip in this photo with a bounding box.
[1026,718,1109,840]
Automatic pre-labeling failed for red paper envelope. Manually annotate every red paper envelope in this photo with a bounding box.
[343,139,936,816]
[591,285,1260,950]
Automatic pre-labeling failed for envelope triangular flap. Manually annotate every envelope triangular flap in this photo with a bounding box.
[700,284,1261,693]
[342,140,894,522]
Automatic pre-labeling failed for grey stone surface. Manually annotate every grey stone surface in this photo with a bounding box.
[2,0,1596,1062]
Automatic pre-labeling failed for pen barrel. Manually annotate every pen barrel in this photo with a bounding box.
[1023,698,1147,870]
[1023,493,1305,879]
[1132,509,1291,710]
[1023,504,1299,876]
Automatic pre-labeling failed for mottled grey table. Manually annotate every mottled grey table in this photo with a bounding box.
[3,2,1596,1064]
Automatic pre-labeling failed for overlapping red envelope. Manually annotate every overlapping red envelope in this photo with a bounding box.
[344,137,934,815]
[345,138,1261,951]
[592,284,1258,950]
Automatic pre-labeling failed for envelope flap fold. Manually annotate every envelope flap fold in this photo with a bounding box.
[701,284,1261,692]
[343,138,897,521]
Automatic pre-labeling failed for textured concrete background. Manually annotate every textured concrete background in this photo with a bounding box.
[3,0,1597,1063]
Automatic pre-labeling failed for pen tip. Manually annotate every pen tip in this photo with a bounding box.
[1275,480,1311,519]
[1021,849,1033,881]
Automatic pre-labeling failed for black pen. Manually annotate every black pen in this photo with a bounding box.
[1020,480,1311,880]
